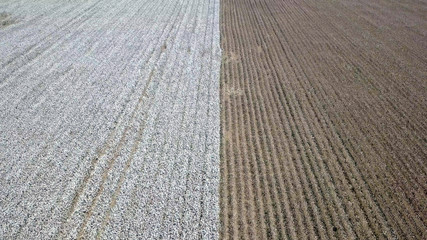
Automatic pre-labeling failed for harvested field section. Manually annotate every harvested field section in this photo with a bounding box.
[0,0,221,239]
[220,0,426,239]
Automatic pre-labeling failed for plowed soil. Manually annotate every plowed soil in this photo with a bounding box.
[220,0,426,239]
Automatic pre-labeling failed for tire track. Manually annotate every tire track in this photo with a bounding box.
[62,0,185,237]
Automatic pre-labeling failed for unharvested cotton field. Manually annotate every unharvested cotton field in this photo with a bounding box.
[0,0,221,239]
[220,0,426,239]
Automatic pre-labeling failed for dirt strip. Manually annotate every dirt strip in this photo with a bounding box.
[220,0,426,239]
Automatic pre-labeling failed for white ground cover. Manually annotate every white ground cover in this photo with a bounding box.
[0,0,221,239]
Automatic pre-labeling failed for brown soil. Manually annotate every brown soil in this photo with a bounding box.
[219,0,426,239]
[0,12,16,28]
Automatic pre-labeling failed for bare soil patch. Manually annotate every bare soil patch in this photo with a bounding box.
[0,12,16,28]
